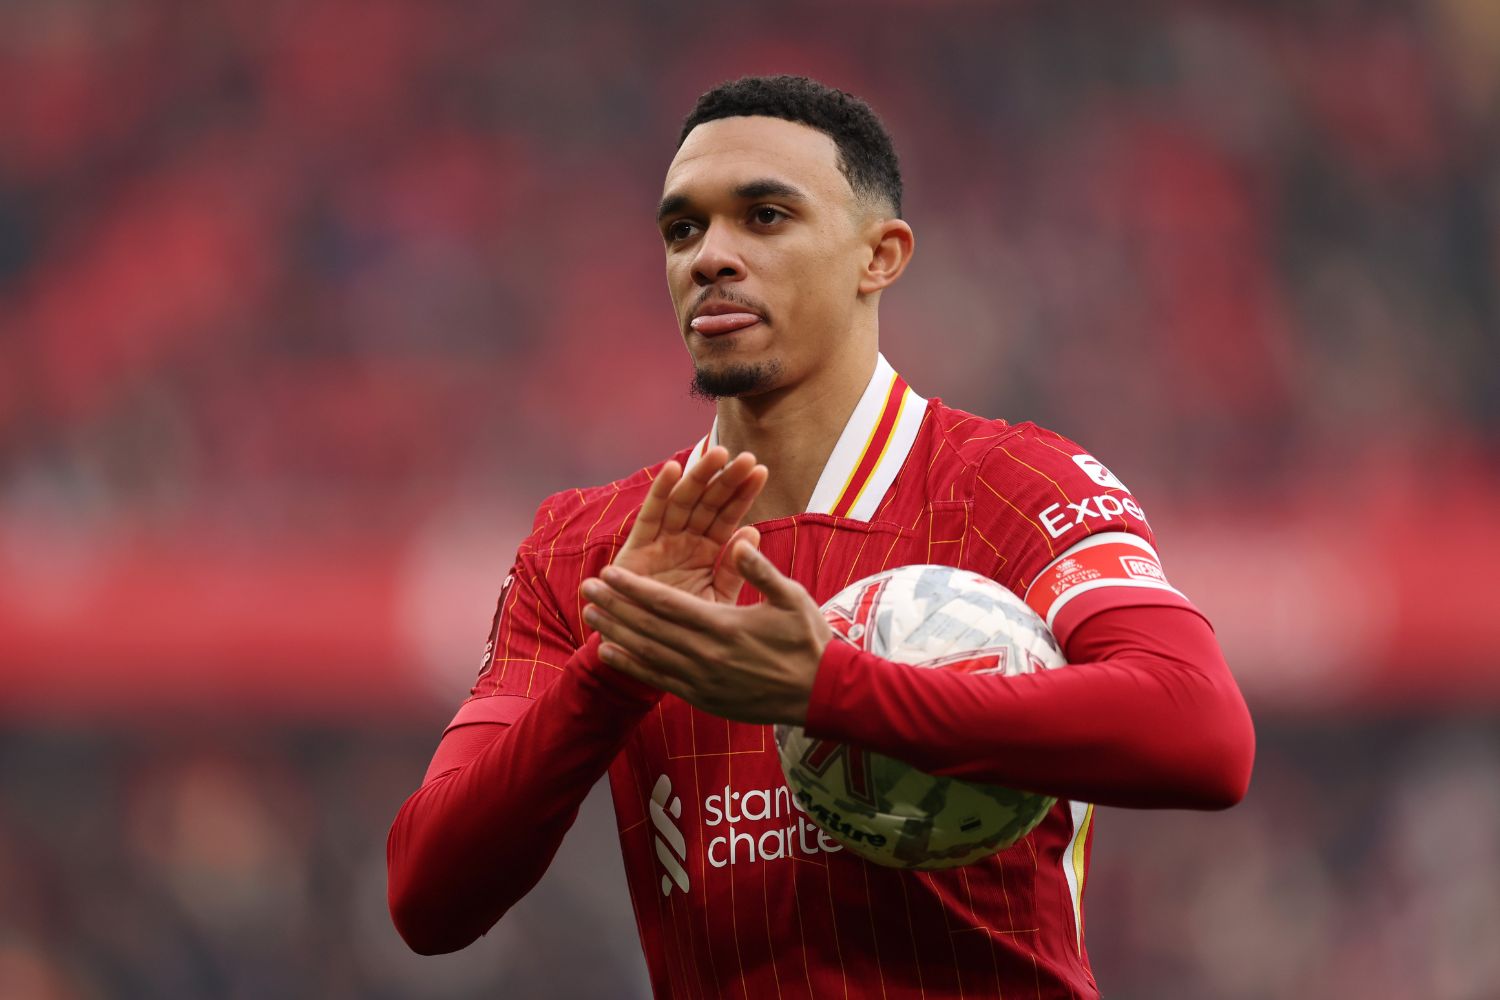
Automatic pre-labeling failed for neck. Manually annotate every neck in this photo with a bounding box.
[714,349,879,522]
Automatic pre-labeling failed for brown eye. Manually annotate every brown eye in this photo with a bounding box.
[753,206,785,225]
[666,220,698,242]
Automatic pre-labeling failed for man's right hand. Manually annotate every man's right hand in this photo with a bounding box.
[606,447,767,606]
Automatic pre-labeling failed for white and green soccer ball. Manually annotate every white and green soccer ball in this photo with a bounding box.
[775,564,1066,870]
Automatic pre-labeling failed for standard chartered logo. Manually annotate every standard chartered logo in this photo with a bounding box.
[651,775,689,896]
[650,773,843,895]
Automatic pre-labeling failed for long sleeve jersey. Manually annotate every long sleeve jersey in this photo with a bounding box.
[388,354,1254,998]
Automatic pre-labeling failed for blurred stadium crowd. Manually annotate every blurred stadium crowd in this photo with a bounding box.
[3,721,1498,998]
[1,0,1498,996]
[3,0,1497,532]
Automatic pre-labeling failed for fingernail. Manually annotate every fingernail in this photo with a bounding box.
[583,607,600,626]
[581,580,603,599]
[600,566,621,583]
[598,643,616,662]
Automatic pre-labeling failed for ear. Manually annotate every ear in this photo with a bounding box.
[858,218,915,295]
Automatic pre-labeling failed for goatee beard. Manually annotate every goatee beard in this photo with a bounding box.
[689,359,784,400]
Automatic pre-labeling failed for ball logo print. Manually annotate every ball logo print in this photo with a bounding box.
[822,574,889,646]
[650,774,689,896]
[798,739,877,808]
[777,564,1067,870]
[1072,453,1128,491]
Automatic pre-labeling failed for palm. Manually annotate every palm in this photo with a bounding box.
[611,449,767,606]
[615,531,742,604]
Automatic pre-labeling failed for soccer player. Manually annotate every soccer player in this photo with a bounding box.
[387,75,1254,998]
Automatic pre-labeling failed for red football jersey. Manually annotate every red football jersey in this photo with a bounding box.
[451,355,1198,999]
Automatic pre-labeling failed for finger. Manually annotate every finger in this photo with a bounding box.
[685,452,757,536]
[597,642,686,698]
[705,463,768,544]
[590,569,721,632]
[624,460,682,548]
[711,525,760,602]
[735,541,807,610]
[661,447,728,533]
[586,606,702,679]
[583,580,708,654]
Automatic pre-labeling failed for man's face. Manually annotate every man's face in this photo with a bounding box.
[659,116,874,398]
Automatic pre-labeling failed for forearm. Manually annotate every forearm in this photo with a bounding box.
[387,636,658,954]
[804,604,1254,809]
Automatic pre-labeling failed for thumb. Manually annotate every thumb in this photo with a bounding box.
[713,525,760,579]
[726,524,761,555]
[735,540,801,608]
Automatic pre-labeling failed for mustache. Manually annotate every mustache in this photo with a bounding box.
[691,288,772,324]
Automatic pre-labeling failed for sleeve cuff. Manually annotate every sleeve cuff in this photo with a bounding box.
[804,638,865,740]
[445,634,661,735]
[573,632,664,706]
[444,694,536,733]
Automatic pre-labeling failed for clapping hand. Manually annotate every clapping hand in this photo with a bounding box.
[581,448,832,725]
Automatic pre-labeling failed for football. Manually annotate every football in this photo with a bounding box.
[775,564,1067,870]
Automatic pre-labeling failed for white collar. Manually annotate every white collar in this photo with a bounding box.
[684,353,928,522]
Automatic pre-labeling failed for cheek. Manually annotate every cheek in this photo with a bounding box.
[799,249,856,314]
[775,243,843,301]
[665,259,693,309]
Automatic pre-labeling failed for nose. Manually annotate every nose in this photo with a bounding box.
[691,224,744,287]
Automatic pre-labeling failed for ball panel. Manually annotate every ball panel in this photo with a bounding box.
[777,564,1067,870]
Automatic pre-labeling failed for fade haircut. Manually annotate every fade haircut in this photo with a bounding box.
[678,75,904,218]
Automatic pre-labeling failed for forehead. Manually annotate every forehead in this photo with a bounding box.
[663,116,852,204]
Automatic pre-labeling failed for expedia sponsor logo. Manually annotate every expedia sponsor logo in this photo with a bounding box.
[1073,454,1128,491]
[1039,494,1148,539]
[1120,556,1166,582]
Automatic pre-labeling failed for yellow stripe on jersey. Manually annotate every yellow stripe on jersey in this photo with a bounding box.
[836,383,909,517]
[1070,803,1094,954]
[831,368,899,509]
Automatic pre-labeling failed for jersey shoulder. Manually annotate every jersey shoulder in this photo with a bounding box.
[923,399,1020,468]
[924,401,1104,481]
[922,400,1154,564]
[916,407,1194,642]
[520,445,694,560]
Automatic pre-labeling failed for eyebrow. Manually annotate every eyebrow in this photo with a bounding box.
[656,178,809,223]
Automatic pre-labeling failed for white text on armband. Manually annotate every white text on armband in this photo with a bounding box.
[1024,532,1185,630]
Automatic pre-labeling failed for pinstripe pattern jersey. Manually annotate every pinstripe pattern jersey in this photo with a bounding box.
[461,358,1196,999]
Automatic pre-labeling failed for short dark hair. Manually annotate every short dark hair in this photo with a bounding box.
[678,75,903,218]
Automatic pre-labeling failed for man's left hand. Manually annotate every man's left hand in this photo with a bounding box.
[580,540,833,725]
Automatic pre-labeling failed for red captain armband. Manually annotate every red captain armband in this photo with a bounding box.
[1023,531,1196,645]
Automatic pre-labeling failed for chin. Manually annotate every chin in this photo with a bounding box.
[689,357,785,400]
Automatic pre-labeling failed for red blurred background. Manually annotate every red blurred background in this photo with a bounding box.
[1,1,1497,997]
